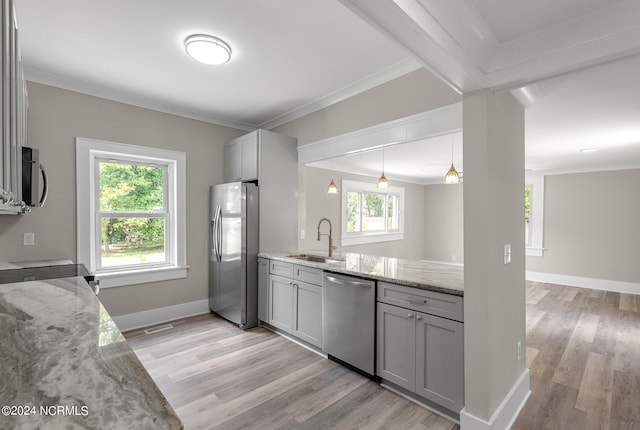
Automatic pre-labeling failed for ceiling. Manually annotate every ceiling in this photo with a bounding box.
[14,0,640,182]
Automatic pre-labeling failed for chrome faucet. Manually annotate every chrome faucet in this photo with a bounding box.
[317,218,337,257]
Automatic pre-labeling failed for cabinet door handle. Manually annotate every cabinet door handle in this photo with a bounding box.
[416,315,422,321]
[407,296,428,305]
[407,313,414,319]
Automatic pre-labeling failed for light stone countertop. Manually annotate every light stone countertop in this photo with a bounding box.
[0,276,183,429]
[0,259,74,270]
[260,252,464,297]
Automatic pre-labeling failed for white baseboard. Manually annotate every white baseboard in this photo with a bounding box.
[526,271,640,295]
[111,299,210,332]
[460,369,531,430]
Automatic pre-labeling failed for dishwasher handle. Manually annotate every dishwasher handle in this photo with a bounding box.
[325,275,372,288]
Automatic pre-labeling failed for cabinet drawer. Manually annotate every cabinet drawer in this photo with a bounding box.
[270,260,293,277]
[377,282,463,322]
[294,264,323,286]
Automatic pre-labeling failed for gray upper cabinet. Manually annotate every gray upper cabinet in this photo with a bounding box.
[1,0,28,215]
[224,132,258,182]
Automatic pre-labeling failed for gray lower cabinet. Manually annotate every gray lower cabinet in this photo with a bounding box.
[265,259,322,348]
[377,282,464,413]
[292,280,322,346]
[268,274,295,333]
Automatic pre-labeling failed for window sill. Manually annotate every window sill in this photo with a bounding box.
[526,247,545,257]
[95,265,189,288]
[341,233,404,247]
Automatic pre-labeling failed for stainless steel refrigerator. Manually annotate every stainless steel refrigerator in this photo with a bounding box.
[209,182,259,329]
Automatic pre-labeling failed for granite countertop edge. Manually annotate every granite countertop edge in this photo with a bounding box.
[260,252,464,297]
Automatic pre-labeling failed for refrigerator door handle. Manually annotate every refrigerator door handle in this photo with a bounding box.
[211,219,217,258]
[215,205,223,262]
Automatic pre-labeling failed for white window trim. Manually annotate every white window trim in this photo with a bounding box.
[341,179,404,246]
[76,137,188,288]
[526,175,545,257]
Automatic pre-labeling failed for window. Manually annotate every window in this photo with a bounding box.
[525,185,532,246]
[76,138,187,288]
[341,179,404,246]
[525,176,545,256]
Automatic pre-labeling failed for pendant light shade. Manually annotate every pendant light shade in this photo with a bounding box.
[327,179,338,194]
[377,173,389,189]
[377,148,389,189]
[445,164,460,184]
[444,136,460,185]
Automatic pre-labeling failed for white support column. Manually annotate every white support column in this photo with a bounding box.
[461,89,530,429]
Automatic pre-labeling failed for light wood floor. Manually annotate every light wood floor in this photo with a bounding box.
[125,315,459,430]
[125,281,640,430]
[513,282,640,430]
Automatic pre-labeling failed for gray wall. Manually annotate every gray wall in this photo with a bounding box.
[423,183,464,263]
[0,82,244,316]
[300,166,425,259]
[526,169,640,284]
[273,68,461,145]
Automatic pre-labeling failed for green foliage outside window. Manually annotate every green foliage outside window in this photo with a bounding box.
[347,190,398,234]
[99,161,166,267]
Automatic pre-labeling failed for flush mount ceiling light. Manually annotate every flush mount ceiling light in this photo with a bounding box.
[581,148,597,153]
[184,34,231,65]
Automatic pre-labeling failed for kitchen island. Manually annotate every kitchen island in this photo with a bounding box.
[0,266,182,429]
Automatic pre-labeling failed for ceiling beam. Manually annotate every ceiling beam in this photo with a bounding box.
[340,0,640,93]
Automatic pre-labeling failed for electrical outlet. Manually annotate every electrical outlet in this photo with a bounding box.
[300,229,305,240]
[504,244,511,265]
[451,255,457,262]
[23,232,35,246]
[517,340,522,361]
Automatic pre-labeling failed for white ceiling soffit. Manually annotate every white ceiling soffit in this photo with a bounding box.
[339,0,640,93]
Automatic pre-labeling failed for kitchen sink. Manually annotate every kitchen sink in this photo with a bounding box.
[286,254,343,264]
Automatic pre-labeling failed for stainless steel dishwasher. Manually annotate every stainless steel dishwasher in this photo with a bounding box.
[322,272,376,377]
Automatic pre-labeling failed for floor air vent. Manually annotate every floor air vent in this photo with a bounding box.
[144,323,174,335]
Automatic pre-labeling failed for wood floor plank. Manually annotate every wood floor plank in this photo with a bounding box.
[614,329,640,377]
[575,352,614,429]
[526,288,549,305]
[610,370,640,430]
[551,336,591,390]
[619,293,638,312]
[525,346,539,369]
[573,313,600,343]
[285,365,367,422]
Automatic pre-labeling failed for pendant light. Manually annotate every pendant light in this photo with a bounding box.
[377,148,389,189]
[444,136,460,185]
[327,179,338,194]
[327,162,338,194]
